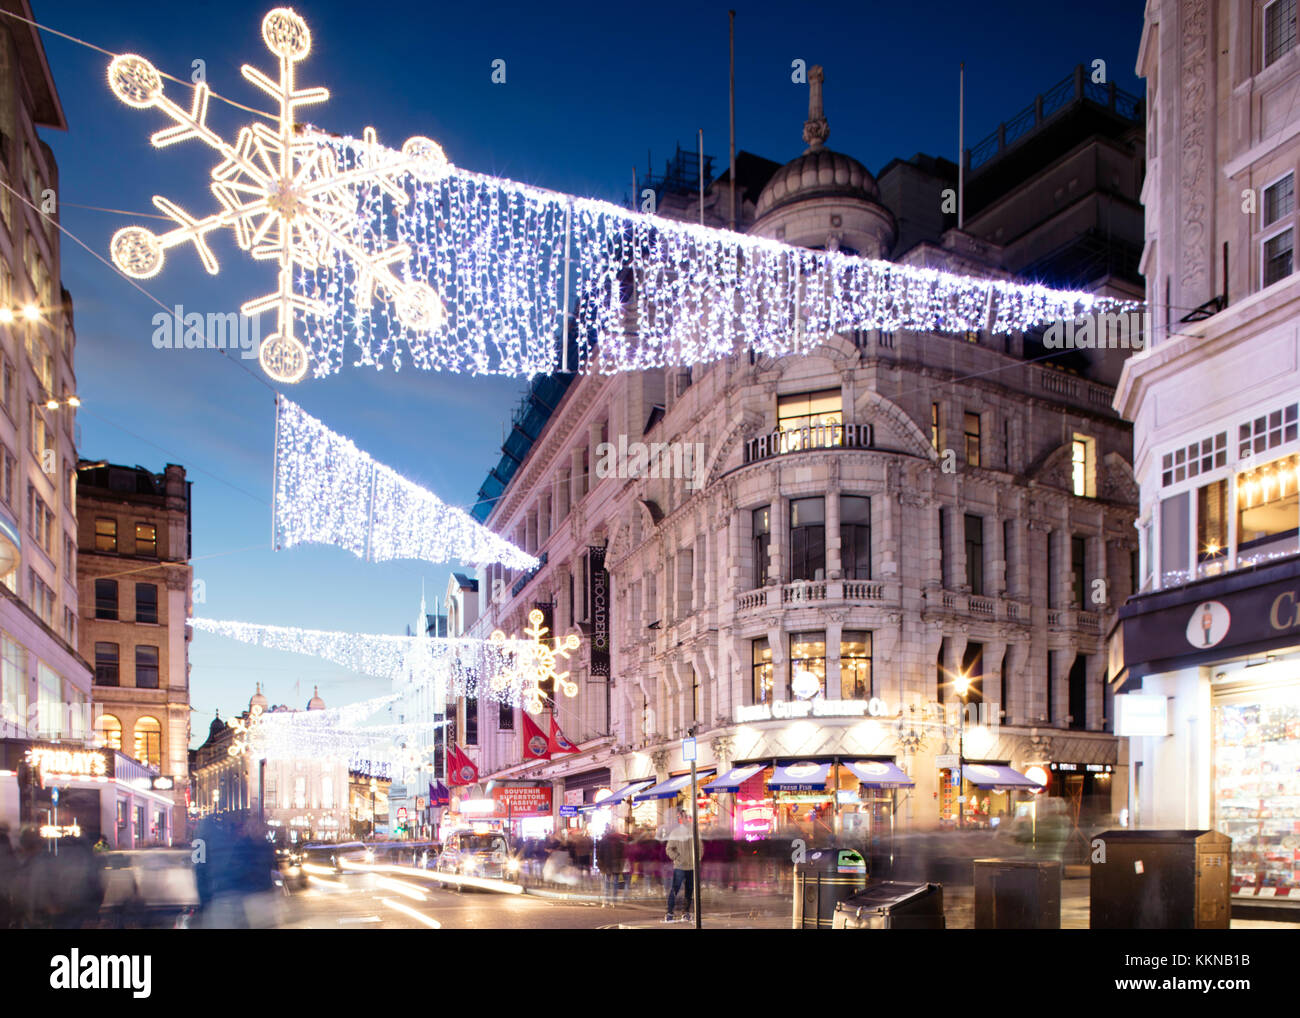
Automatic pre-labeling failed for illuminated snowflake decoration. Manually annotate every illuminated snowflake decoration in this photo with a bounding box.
[105,6,449,383]
[228,703,265,759]
[489,609,581,716]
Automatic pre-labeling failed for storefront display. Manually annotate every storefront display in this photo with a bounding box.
[1214,681,1300,901]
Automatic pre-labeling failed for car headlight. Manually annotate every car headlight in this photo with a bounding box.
[506,859,520,873]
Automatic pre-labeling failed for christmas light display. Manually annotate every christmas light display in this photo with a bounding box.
[489,608,581,715]
[273,397,537,570]
[107,7,1139,384]
[189,616,532,703]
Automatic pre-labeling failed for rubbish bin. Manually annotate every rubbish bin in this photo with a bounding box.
[1090,830,1231,929]
[973,857,1061,929]
[792,848,868,929]
[831,881,945,929]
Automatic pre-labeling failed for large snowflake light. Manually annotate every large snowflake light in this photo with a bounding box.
[489,609,581,716]
[106,7,449,383]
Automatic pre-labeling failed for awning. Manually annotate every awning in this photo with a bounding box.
[842,760,914,788]
[962,763,1045,789]
[701,764,765,794]
[632,771,715,801]
[577,780,654,810]
[769,761,831,791]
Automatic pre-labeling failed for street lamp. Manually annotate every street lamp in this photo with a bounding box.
[369,778,378,839]
[953,670,971,829]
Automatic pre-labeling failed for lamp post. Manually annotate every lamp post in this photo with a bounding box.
[369,778,378,839]
[953,671,970,829]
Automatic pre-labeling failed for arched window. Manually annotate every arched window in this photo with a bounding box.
[134,716,162,769]
[94,713,122,750]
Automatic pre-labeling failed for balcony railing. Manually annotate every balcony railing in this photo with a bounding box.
[736,579,894,613]
[744,423,872,464]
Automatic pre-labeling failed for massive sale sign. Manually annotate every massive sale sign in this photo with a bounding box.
[491,785,553,817]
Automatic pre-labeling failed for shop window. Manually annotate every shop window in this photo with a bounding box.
[1236,453,1299,561]
[752,506,770,586]
[136,582,158,624]
[94,642,119,686]
[777,388,842,451]
[95,518,117,552]
[135,522,157,557]
[1072,535,1087,609]
[1160,492,1190,585]
[134,716,162,769]
[964,412,981,466]
[135,645,160,689]
[1198,479,1229,572]
[840,496,871,580]
[789,497,825,581]
[94,578,118,620]
[841,631,872,699]
[789,631,826,699]
[964,514,984,594]
[95,713,122,750]
[751,637,773,705]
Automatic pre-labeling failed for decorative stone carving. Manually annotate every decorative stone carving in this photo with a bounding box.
[1179,0,1211,295]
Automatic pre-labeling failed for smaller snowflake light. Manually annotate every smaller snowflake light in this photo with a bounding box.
[228,703,265,759]
[489,609,581,715]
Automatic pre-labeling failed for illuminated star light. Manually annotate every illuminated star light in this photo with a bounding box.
[105,6,450,384]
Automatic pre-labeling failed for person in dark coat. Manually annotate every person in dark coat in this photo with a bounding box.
[596,825,627,905]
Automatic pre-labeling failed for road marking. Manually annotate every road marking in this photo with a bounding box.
[338,916,382,924]
[380,897,442,928]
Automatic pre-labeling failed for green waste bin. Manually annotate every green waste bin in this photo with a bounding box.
[792,848,868,929]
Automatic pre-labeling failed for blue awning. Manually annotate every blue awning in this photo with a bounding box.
[701,764,765,794]
[632,771,715,801]
[842,760,914,788]
[577,780,654,810]
[769,761,831,791]
[963,763,1044,789]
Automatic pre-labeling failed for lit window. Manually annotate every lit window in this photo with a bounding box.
[789,632,826,700]
[95,713,122,750]
[1072,434,1097,498]
[1237,453,1300,560]
[135,717,162,769]
[841,631,872,699]
[95,518,117,552]
[964,412,981,466]
[777,389,843,451]
[751,638,773,705]
[135,522,157,557]
[931,402,941,451]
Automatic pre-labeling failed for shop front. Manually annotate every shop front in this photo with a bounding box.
[1115,554,1300,911]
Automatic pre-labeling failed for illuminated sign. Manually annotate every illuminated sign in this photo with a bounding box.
[734,698,888,723]
[1023,766,1049,791]
[153,777,174,790]
[1114,693,1170,737]
[40,823,81,839]
[25,747,108,781]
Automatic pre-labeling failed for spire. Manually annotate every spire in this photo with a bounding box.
[803,65,829,153]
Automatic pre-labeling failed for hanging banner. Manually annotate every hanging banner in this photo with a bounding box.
[589,546,610,678]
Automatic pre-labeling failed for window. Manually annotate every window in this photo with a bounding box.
[931,402,941,452]
[95,578,119,620]
[321,776,333,810]
[1072,536,1087,609]
[64,534,74,581]
[95,518,117,552]
[1163,432,1227,486]
[789,632,826,699]
[1068,655,1088,730]
[1238,403,1298,458]
[777,389,843,450]
[1160,492,1191,585]
[1,450,13,508]
[936,640,947,704]
[1264,228,1293,287]
[29,569,53,627]
[789,497,826,581]
[66,683,87,740]
[965,514,984,595]
[1198,479,1229,564]
[841,631,872,699]
[499,701,514,730]
[1265,173,1296,226]
[840,496,872,580]
[961,642,985,702]
[691,667,700,722]
[1237,453,1299,557]
[95,713,122,751]
[0,635,22,717]
[752,637,773,705]
[1072,435,1097,498]
[63,606,74,645]
[22,143,40,201]
[752,506,771,586]
[465,694,478,746]
[135,522,157,557]
[136,582,158,624]
[29,402,52,461]
[0,358,13,417]
[964,412,981,466]
[1266,0,1297,67]
[136,645,160,689]
[939,507,949,587]
[36,663,60,738]
[94,642,120,686]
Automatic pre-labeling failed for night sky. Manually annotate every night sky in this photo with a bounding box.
[29,0,1144,740]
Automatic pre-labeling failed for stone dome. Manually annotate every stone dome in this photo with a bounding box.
[209,711,225,738]
[307,685,326,711]
[249,683,268,713]
[755,147,880,218]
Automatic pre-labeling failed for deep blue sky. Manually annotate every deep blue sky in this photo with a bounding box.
[32,0,1144,744]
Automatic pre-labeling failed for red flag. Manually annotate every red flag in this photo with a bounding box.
[449,743,479,786]
[521,713,551,760]
[549,717,579,755]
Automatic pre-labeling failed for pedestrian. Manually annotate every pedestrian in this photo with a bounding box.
[664,809,695,922]
[596,824,627,906]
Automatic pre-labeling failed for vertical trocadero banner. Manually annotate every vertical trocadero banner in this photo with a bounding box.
[589,545,610,678]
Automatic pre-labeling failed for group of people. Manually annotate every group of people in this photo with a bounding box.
[0,824,105,929]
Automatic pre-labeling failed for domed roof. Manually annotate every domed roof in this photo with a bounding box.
[754,64,880,220]
[249,683,268,713]
[209,711,224,738]
[307,685,325,711]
